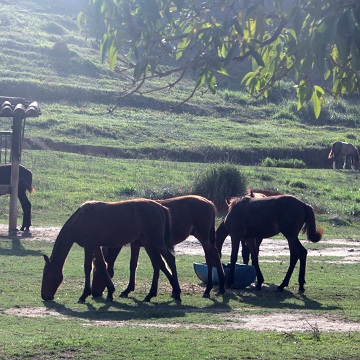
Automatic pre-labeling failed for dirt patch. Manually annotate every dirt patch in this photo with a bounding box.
[4,306,359,332]
[1,225,359,332]
[1,225,359,263]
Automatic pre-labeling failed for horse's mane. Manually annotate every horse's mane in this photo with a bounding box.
[226,196,251,211]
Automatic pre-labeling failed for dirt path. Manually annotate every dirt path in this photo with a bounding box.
[1,225,359,332]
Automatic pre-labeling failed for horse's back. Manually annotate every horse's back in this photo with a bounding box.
[75,199,169,246]
[225,195,306,238]
[0,164,33,192]
[330,141,358,157]
[159,195,216,243]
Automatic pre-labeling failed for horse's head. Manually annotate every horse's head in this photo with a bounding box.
[41,254,63,301]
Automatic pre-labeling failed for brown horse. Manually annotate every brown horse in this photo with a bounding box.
[239,190,267,265]
[0,164,34,231]
[91,195,226,299]
[216,194,323,293]
[328,141,360,170]
[41,199,182,303]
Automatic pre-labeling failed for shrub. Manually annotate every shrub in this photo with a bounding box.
[261,157,306,168]
[192,164,248,213]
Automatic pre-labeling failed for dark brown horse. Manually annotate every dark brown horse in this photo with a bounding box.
[216,194,323,293]
[41,199,182,303]
[239,190,267,265]
[91,195,226,299]
[328,141,360,170]
[0,164,34,231]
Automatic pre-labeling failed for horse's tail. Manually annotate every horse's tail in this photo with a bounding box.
[162,205,174,255]
[302,204,324,243]
[19,166,35,193]
[328,143,334,159]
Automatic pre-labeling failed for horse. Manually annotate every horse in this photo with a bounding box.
[238,190,266,265]
[41,198,182,303]
[91,195,226,299]
[328,141,360,170]
[216,194,323,293]
[0,164,34,231]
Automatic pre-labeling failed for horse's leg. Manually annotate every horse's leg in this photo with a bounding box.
[256,238,263,257]
[211,245,226,295]
[78,247,96,303]
[215,220,228,258]
[241,239,250,265]
[198,240,219,298]
[142,246,175,302]
[160,249,182,302]
[92,246,122,297]
[18,188,31,231]
[247,238,264,289]
[93,247,116,301]
[351,156,356,171]
[120,242,141,298]
[278,237,306,293]
[227,234,241,287]
[333,158,336,170]
[343,156,347,169]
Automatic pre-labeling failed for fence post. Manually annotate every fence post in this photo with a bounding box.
[9,115,22,232]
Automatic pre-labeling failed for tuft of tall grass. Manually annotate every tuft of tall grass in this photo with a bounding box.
[192,163,248,213]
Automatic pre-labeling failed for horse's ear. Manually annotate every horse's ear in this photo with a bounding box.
[43,254,50,264]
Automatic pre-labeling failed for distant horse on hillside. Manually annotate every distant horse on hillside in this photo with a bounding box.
[328,141,360,170]
[91,195,225,299]
[41,199,182,303]
[216,194,323,293]
[0,164,34,231]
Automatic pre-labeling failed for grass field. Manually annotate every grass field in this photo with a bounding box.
[0,238,359,359]
[0,150,359,238]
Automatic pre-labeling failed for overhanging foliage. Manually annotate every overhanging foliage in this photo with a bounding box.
[79,0,360,117]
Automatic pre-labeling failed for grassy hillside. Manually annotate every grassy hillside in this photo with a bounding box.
[1,0,360,167]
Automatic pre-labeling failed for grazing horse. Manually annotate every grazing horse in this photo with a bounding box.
[0,164,34,231]
[216,194,323,293]
[91,195,226,299]
[239,190,266,265]
[41,199,182,303]
[328,141,360,170]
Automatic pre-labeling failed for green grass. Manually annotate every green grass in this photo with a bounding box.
[0,239,359,359]
[1,150,358,238]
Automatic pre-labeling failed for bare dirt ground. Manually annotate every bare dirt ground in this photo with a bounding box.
[2,225,360,332]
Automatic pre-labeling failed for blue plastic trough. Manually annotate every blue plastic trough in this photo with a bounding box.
[193,262,256,289]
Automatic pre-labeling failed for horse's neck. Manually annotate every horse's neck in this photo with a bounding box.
[50,227,74,268]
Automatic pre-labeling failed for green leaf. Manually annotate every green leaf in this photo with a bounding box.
[312,89,321,119]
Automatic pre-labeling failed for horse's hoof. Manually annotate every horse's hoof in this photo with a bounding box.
[277,286,284,292]
[298,288,305,294]
[119,292,128,298]
[171,293,182,303]
[105,296,113,302]
[143,296,152,302]
[77,298,86,304]
[216,289,225,296]
[202,293,210,298]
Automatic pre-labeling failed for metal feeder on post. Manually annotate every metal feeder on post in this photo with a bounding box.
[0,96,41,233]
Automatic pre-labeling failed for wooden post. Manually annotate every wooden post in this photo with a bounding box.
[9,115,22,232]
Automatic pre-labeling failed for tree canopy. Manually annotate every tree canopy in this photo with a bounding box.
[79,0,360,116]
